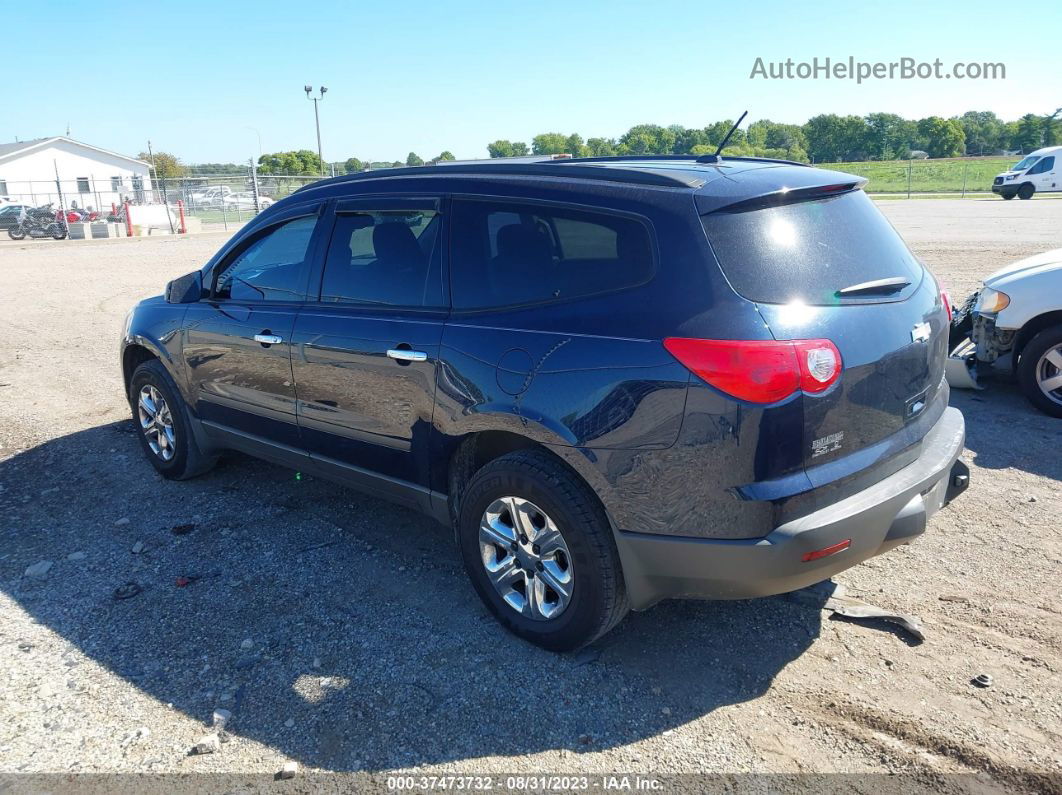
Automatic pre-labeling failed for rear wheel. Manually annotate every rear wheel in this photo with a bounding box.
[129,359,217,478]
[1017,326,1062,418]
[457,450,628,651]
[1018,183,1035,200]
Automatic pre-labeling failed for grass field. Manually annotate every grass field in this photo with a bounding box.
[815,156,1015,194]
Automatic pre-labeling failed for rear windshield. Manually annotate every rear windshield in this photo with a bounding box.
[701,190,923,305]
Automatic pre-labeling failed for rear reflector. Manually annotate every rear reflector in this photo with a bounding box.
[940,288,953,323]
[663,338,842,404]
[802,539,851,562]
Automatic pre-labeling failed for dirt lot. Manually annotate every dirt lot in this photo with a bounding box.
[1,199,1060,791]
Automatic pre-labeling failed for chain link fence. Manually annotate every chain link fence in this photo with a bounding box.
[815,155,1015,196]
[1,166,326,235]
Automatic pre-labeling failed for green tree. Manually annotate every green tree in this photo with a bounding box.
[565,133,587,157]
[864,113,915,160]
[138,150,186,179]
[704,120,745,149]
[257,150,323,175]
[916,117,966,158]
[487,140,515,158]
[803,114,868,162]
[620,124,677,154]
[1014,113,1043,152]
[764,123,808,156]
[745,120,770,149]
[531,133,569,155]
[1042,108,1061,147]
[435,151,456,162]
[344,157,364,173]
[672,127,709,153]
[406,152,424,167]
[1002,121,1020,150]
[955,111,1006,156]
[586,137,616,156]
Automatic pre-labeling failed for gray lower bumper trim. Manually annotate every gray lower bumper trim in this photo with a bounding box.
[615,407,966,610]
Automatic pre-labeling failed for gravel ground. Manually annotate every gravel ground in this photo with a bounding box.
[0,200,1060,791]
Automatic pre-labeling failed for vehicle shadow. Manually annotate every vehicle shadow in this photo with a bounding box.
[0,422,827,771]
[949,378,1062,481]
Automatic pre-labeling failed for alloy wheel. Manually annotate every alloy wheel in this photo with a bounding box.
[1036,345,1062,406]
[137,384,177,461]
[479,496,574,621]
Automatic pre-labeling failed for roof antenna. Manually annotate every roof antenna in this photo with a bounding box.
[696,110,748,164]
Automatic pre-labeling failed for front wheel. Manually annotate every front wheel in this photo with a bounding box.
[1002,192,1015,200]
[129,359,217,478]
[457,450,628,651]
[1018,183,1035,200]
[8,225,26,240]
[1017,326,1062,418]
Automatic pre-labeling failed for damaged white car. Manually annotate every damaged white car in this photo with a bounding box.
[947,248,1062,417]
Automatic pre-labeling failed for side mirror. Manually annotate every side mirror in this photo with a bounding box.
[165,270,204,304]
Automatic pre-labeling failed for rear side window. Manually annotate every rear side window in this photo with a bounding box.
[320,209,442,307]
[214,214,318,301]
[701,190,923,305]
[450,199,654,309]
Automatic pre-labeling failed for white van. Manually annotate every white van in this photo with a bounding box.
[992,145,1061,200]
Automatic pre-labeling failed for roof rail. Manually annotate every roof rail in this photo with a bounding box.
[292,161,698,192]
[558,154,811,168]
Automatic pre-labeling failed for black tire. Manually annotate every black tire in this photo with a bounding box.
[129,359,217,479]
[1002,193,1015,200]
[51,225,66,240]
[8,225,26,240]
[1018,183,1035,200]
[457,449,629,651]
[1016,326,1062,418]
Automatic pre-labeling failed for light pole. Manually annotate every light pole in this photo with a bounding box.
[304,85,327,175]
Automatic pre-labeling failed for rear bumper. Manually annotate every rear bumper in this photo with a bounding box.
[615,406,967,610]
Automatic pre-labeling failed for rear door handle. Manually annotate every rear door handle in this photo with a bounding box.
[387,348,427,362]
[254,333,283,345]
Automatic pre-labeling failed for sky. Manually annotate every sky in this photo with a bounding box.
[5,0,1061,165]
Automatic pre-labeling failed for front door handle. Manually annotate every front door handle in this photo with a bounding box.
[387,348,427,362]
[254,333,283,345]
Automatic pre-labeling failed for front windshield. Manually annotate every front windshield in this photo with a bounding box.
[1011,155,1040,172]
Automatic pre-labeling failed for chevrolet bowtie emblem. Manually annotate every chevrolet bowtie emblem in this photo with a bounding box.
[911,322,932,343]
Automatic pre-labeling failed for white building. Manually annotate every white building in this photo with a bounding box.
[0,137,153,210]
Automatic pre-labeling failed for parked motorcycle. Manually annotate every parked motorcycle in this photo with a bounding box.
[65,208,101,223]
[7,204,68,240]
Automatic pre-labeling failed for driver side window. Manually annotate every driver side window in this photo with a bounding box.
[1029,156,1054,175]
[214,214,318,301]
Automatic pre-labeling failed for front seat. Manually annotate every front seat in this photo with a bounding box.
[369,222,426,304]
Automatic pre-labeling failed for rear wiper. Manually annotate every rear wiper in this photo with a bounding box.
[835,276,912,297]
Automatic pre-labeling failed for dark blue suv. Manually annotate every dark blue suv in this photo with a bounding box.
[121,156,968,650]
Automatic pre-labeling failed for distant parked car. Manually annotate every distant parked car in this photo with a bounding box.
[222,192,272,211]
[947,248,1062,416]
[0,203,31,230]
[187,186,233,207]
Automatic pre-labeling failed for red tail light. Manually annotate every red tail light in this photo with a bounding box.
[663,338,842,404]
[940,288,953,322]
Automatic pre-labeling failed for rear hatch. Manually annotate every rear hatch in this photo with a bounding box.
[700,187,949,494]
